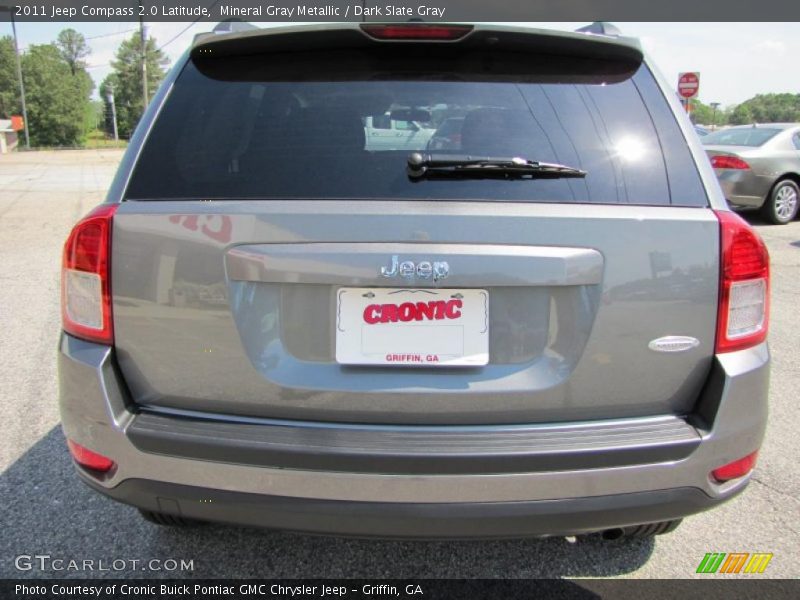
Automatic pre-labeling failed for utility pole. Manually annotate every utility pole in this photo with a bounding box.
[710,102,721,131]
[139,4,149,110]
[9,11,30,149]
[107,85,119,142]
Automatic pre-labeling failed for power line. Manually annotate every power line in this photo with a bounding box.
[86,28,136,41]
[158,0,221,51]
[82,27,136,71]
[58,1,221,98]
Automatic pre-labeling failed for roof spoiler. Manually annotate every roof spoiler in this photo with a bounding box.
[191,23,642,70]
[213,19,259,34]
[193,19,259,45]
[575,22,622,37]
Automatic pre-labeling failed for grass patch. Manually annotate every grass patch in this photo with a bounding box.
[83,130,127,149]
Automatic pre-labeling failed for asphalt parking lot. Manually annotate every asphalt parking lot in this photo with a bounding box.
[0,150,798,579]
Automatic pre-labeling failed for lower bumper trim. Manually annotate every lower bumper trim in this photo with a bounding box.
[84,476,735,539]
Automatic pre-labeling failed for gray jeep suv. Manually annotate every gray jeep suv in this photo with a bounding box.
[59,23,770,539]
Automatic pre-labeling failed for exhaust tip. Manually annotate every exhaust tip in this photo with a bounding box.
[601,528,625,541]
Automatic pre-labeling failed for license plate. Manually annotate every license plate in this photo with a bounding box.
[335,288,489,366]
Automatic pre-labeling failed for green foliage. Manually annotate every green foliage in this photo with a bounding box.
[21,44,90,146]
[5,25,797,149]
[102,33,169,139]
[729,94,800,125]
[689,99,730,127]
[687,94,800,128]
[0,36,20,119]
[83,129,128,149]
[56,28,90,76]
[82,100,104,140]
[1,29,94,146]
[729,104,752,126]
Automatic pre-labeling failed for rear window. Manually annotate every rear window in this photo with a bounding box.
[702,127,780,147]
[436,118,464,136]
[126,48,707,206]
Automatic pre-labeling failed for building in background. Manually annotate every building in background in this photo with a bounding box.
[0,116,23,154]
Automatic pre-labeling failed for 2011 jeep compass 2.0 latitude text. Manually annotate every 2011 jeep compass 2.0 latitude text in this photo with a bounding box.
[59,23,770,539]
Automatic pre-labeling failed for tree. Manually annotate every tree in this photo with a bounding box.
[56,28,90,76]
[85,99,104,132]
[729,93,800,125]
[56,29,94,139]
[104,32,169,138]
[729,104,753,126]
[21,44,90,146]
[689,99,730,128]
[0,36,20,119]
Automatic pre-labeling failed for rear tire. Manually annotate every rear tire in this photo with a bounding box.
[138,509,205,527]
[761,179,799,225]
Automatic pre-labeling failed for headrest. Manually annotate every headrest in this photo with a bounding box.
[460,108,543,157]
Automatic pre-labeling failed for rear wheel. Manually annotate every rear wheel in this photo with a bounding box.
[761,179,799,224]
[138,509,205,527]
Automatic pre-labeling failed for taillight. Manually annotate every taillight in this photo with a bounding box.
[360,24,473,41]
[711,155,750,170]
[711,451,758,482]
[67,440,115,473]
[61,204,117,345]
[715,210,769,353]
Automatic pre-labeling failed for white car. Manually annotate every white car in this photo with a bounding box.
[364,112,436,152]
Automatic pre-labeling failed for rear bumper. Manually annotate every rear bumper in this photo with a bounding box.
[81,477,735,539]
[715,169,774,208]
[58,333,769,537]
[126,409,702,475]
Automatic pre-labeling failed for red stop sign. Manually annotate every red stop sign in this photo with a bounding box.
[678,72,700,99]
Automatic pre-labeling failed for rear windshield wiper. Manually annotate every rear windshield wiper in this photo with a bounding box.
[407,153,587,181]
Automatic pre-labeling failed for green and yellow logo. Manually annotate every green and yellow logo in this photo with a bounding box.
[696,552,773,574]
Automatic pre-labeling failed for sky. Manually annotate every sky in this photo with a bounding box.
[0,21,797,107]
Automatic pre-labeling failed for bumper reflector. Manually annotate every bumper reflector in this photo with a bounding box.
[712,451,758,482]
[67,440,115,473]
